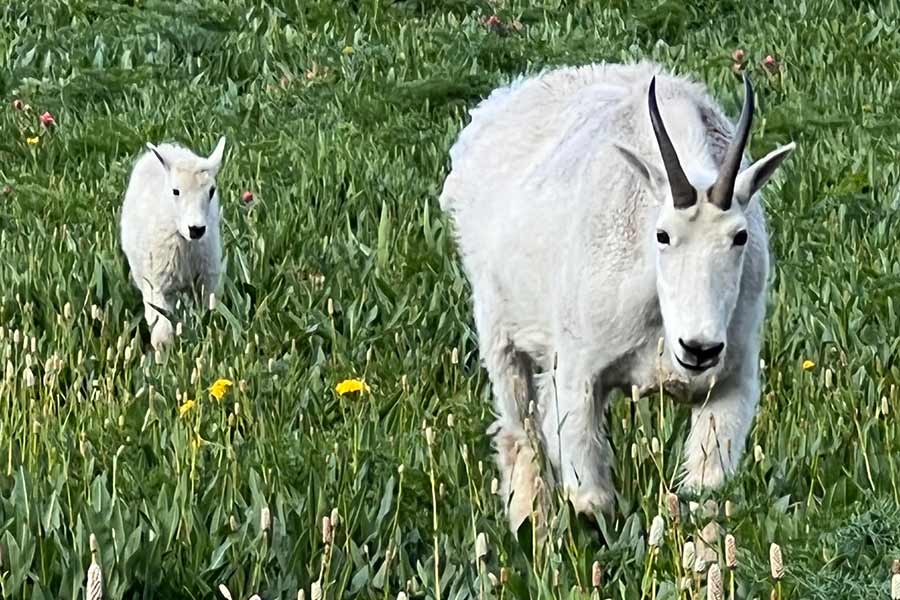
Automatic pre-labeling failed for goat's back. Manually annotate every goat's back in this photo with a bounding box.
[440,61,733,220]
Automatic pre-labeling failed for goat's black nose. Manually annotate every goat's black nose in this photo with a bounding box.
[679,338,725,362]
[188,226,206,240]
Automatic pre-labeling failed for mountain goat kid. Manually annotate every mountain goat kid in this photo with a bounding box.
[439,62,795,530]
[121,137,226,349]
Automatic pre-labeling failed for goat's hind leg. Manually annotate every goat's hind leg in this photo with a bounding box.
[483,336,543,531]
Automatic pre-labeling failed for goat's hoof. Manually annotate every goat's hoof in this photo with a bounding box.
[680,463,728,493]
[565,485,613,517]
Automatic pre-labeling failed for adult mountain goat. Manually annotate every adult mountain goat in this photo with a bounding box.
[439,62,795,530]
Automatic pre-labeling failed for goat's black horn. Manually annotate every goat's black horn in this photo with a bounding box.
[709,74,754,210]
[648,76,696,209]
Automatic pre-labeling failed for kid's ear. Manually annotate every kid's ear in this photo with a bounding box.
[204,136,227,175]
[146,142,168,170]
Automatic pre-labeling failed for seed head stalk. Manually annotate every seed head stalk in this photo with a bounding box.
[639,543,660,599]
[450,346,460,394]
[186,393,204,500]
[654,338,676,505]
[426,427,441,600]
[769,543,784,600]
[459,442,488,597]
[6,426,12,477]
[460,443,485,519]
[251,506,272,592]
[382,464,406,600]
[327,298,336,370]
[315,513,335,598]
[851,414,876,491]
[111,445,125,502]
[656,339,666,470]
[725,534,737,599]
[663,493,686,588]
[475,531,489,600]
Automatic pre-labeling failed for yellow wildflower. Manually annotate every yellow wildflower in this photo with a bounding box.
[179,399,196,417]
[209,378,234,400]
[341,45,354,55]
[26,136,39,145]
[802,360,815,371]
[335,378,370,396]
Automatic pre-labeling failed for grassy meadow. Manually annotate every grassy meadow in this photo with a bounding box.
[2,0,900,598]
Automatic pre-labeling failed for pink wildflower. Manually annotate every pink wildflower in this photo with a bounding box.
[40,111,56,127]
[484,14,501,26]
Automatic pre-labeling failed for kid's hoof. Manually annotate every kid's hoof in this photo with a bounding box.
[151,320,174,350]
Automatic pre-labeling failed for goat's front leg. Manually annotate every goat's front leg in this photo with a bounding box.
[197,231,222,310]
[539,355,613,515]
[142,280,174,350]
[681,369,759,490]
[201,269,220,309]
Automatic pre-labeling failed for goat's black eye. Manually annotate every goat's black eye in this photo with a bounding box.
[172,188,180,197]
[733,230,749,246]
[656,230,670,245]
[209,186,216,199]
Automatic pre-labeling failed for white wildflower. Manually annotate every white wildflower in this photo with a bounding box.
[648,515,665,547]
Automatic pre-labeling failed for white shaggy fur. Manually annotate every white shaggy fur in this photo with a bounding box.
[120,137,226,349]
[439,62,795,530]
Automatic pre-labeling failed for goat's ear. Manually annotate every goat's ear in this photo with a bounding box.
[614,143,665,193]
[204,136,227,174]
[734,142,795,206]
[146,142,168,170]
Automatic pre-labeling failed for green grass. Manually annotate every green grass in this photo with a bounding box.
[1,0,899,598]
